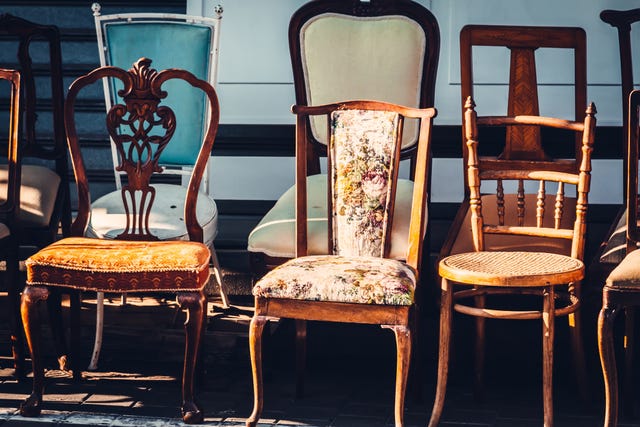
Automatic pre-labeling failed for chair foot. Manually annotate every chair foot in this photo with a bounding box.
[181,400,204,424]
[19,393,42,417]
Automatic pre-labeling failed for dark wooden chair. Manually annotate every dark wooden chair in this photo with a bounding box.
[435,24,590,405]
[598,89,640,427]
[0,68,22,377]
[429,97,596,427]
[18,58,219,424]
[247,0,440,276]
[246,100,436,427]
[0,13,72,372]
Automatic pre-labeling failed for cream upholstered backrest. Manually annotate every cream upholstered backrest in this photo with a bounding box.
[301,13,425,150]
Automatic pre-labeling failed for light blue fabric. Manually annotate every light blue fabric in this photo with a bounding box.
[105,22,212,166]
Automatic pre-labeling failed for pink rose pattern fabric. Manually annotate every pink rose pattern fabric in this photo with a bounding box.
[331,109,399,257]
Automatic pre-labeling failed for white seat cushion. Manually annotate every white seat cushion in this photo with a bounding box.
[87,183,218,246]
[0,164,61,227]
[247,174,419,260]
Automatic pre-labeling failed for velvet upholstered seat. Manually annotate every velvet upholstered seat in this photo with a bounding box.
[18,58,220,425]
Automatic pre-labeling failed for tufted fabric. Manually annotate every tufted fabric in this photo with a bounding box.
[247,174,417,260]
[253,255,415,305]
[0,223,9,240]
[0,164,61,227]
[26,237,211,292]
[331,109,399,257]
[606,249,640,289]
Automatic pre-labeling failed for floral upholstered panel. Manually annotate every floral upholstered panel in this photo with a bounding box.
[331,109,400,257]
[253,255,415,305]
[26,237,211,292]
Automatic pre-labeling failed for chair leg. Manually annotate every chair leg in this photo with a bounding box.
[177,291,205,425]
[623,306,635,417]
[246,315,268,427]
[211,244,230,309]
[295,319,307,399]
[598,302,620,427]
[88,291,105,371]
[428,277,453,427]
[391,324,411,427]
[567,281,589,403]
[69,291,82,381]
[46,288,69,371]
[542,285,556,427]
[473,291,486,402]
[6,247,24,379]
[19,285,50,417]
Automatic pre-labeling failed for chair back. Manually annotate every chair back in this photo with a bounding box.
[463,97,596,261]
[64,58,220,243]
[292,101,436,274]
[460,25,587,194]
[627,90,640,251]
[92,4,222,192]
[289,0,439,174]
[0,69,21,225]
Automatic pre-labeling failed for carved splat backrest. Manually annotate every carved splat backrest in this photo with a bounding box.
[459,25,587,193]
[64,58,220,243]
[292,101,436,274]
[463,97,596,260]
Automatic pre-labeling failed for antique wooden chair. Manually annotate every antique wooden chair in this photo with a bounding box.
[0,69,22,377]
[247,0,440,276]
[0,14,72,371]
[599,89,640,427]
[436,24,590,404]
[87,3,226,371]
[18,58,218,424]
[246,100,436,427]
[428,97,596,427]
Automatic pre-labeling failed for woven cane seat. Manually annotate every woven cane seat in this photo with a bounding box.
[25,237,211,293]
[439,251,584,287]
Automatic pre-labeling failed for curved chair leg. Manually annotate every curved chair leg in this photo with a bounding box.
[623,306,635,417]
[599,303,620,427]
[542,285,556,427]
[88,291,105,371]
[295,319,307,399]
[246,315,268,427]
[211,244,230,309]
[567,281,589,403]
[473,291,486,402]
[6,246,24,379]
[428,278,453,427]
[46,288,69,371]
[19,285,50,417]
[178,291,206,424]
[390,324,411,427]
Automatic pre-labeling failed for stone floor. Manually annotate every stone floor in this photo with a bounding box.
[1,288,640,427]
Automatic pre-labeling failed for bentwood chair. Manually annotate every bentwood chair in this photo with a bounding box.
[18,58,219,424]
[246,100,436,427]
[599,89,640,427]
[0,14,72,371]
[247,0,440,276]
[428,97,596,427]
[87,3,226,371]
[436,25,591,405]
[0,69,22,377]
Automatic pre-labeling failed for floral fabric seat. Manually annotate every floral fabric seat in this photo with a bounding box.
[253,255,415,305]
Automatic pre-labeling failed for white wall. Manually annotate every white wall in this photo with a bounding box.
[188,0,638,204]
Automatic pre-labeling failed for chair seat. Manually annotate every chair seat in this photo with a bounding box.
[253,255,415,305]
[247,174,416,260]
[606,249,640,289]
[25,237,211,292]
[439,251,584,287]
[0,164,61,227]
[87,183,218,246]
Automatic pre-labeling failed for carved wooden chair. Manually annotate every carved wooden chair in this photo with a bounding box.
[18,58,219,424]
[87,3,226,371]
[428,97,596,427]
[246,100,436,427]
[0,69,22,377]
[0,14,72,372]
[247,0,440,277]
[599,89,640,427]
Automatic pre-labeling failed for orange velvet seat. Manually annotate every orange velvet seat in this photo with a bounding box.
[26,237,210,293]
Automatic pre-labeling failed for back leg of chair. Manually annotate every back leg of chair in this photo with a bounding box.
[19,285,50,417]
[6,246,24,379]
[542,285,556,427]
[473,292,486,402]
[88,291,105,370]
[178,291,206,424]
[295,319,307,398]
[46,288,69,371]
[598,301,620,427]
[624,307,635,417]
[211,244,229,308]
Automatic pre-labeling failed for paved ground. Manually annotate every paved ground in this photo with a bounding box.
[1,290,640,427]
